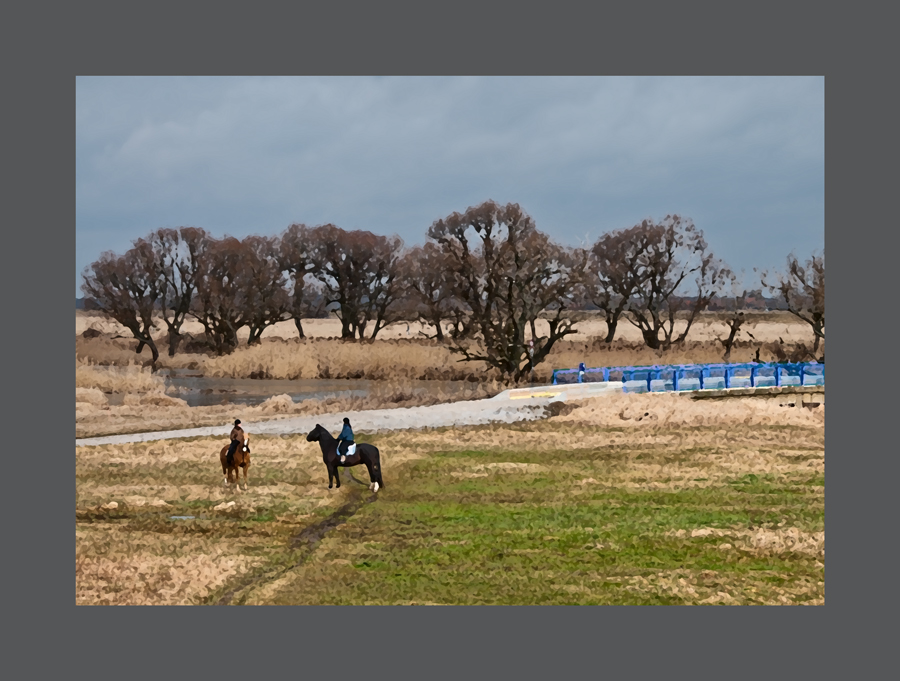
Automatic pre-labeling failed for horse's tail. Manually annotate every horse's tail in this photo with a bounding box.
[369,444,384,489]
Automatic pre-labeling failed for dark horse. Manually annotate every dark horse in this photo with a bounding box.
[306,424,384,492]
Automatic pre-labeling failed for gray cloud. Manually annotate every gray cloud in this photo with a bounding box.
[76,76,823,296]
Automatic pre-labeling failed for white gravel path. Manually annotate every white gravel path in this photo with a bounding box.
[74,394,563,447]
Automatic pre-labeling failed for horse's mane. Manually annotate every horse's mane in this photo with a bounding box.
[315,424,336,441]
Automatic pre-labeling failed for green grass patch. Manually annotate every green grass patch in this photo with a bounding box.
[265,428,824,605]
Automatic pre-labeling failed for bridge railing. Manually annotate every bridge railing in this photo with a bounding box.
[551,361,824,392]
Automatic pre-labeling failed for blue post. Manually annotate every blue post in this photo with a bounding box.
[673,369,679,392]
[699,368,705,390]
[750,365,756,387]
[724,367,730,389]
[603,367,610,382]
[800,364,805,386]
[775,365,781,387]
[647,371,652,392]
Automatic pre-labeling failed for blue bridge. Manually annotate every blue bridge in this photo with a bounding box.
[551,361,824,393]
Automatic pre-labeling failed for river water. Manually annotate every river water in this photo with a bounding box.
[148,370,475,407]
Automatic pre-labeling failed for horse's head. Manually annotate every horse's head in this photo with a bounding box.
[243,434,251,453]
[306,425,323,442]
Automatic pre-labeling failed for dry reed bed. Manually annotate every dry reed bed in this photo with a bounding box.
[76,360,166,392]
[552,391,825,429]
[76,332,822,384]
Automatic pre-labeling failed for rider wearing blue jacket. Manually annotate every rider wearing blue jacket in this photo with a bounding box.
[337,417,354,463]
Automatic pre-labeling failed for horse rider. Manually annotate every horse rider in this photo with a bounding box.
[337,417,354,464]
[227,419,247,465]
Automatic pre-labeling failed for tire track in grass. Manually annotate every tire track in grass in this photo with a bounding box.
[212,472,377,605]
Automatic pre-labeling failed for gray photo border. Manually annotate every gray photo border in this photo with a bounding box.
[6,0,882,676]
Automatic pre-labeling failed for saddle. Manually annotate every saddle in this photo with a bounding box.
[339,442,357,458]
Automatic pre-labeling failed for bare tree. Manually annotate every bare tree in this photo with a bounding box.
[427,200,585,384]
[144,226,210,356]
[306,225,405,340]
[625,215,728,350]
[81,242,162,363]
[359,233,406,340]
[241,235,291,345]
[279,223,326,339]
[714,270,747,363]
[761,250,825,356]
[190,236,248,354]
[588,224,656,342]
[401,243,468,341]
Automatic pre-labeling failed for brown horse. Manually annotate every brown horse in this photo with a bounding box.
[306,424,384,492]
[219,434,251,490]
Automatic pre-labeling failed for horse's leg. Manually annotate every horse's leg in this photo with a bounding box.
[369,449,383,490]
[243,462,249,489]
[327,464,334,489]
[363,459,375,489]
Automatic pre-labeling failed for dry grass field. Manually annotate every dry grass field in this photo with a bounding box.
[76,310,817,345]
[75,392,824,605]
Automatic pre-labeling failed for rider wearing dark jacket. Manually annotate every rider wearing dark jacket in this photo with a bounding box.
[337,417,354,463]
[227,419,246,464]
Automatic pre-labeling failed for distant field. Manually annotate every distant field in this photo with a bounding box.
[75,393,824,605]
[76,309,815,345]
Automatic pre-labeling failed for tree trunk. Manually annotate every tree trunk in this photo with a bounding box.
[641,328,661,350]
[294,317,305,339]
[603,318,618,343]
[136,337,160,362]
[340,316,353,339]
[720,316,743,363]
[167,330,182,357]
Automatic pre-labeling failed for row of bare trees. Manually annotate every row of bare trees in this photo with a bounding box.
[81,201,824,381]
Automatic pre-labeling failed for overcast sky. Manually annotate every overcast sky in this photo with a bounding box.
[76,76,824,297]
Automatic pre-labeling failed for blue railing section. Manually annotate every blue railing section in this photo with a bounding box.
[551,362,824,393]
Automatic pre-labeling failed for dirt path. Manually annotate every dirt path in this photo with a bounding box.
[75,394,558,447]
[213,472,377,606]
